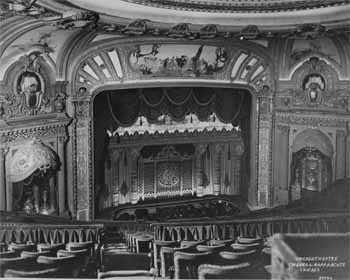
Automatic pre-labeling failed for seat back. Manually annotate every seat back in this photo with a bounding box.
[153,240,177,276]
[160,246,194,278]
[0,250,17,258]
[58,249,90,276]
[208,239,235,247]
[196,244,226,254]
[135,235,153,253]
[101,251,151,272]
[37,243,65,254]
[21,250,53,260]
[0,243,7,252]
[174,251,213,279]
[0,257,34,277]
[219,250,258,264]
[4,267,60,278]
[237,237,263,244]
[198,262,251,279]
[231,242,261,252]
[37,255,79,278]
[8,243,36,254]
[66,241,95,257]
[180,240,206,248]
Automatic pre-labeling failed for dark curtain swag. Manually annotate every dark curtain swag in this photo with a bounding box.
[106,87,250,127]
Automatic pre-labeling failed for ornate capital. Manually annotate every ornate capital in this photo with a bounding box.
[130,146,142,160]
[57,136,68,144]
[277,125,290,135]
[235,143,245,156]
[74,100,90,118]
[195,143,208,155]
[213,143,224,153]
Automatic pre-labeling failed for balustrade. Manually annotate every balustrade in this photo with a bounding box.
[151,212,349,241]
[0,222,104,244]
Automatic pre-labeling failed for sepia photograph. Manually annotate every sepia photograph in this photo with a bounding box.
[0,0,349,279]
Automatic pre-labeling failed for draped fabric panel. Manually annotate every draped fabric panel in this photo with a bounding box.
[107,87,250,127]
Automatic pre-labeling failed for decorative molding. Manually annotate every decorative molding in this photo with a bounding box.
[70,39,273,96]
[277,125,290,135]
[276,113,349,128]
[277,57,350,112]
[0,115,70,143]
[109,129,242,149]
[115,0,348,13]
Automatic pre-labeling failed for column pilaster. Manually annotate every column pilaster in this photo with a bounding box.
[58,136,67,215]
[195,144,207,197]
[130,147,141,204]
[0,146,6,211]
[213,143,223,196]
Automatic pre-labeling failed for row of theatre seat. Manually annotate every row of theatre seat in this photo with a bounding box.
[98,231,271,279]
[0,241,97,278]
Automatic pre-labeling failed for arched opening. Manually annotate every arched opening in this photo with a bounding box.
[93,86,252,216]
[290,129,333,201]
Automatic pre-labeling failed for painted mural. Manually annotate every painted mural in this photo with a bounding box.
[129,44,229,77]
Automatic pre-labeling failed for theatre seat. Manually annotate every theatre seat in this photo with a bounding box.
[37,255,79,278]
[160,246,194,278]
[101,251,152,272]
[153,240,178,276]
[57,249,90,277]
[4,267,60,278]
[174,251,213,279]
[198,262,251,279]
[134,234,153,253]
[0,257,34,277]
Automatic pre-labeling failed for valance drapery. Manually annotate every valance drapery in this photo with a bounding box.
[106,87,250,128]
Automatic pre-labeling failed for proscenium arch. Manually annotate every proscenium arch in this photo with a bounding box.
[68,38,275,220]
[90,82,258,215]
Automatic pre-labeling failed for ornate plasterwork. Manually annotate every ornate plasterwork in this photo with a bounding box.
[0,52,68,121]
[68,38,274,219]
[276,113,349,129]
[0,116,70,143]
[277,57,350,113]
[71,39,273,96]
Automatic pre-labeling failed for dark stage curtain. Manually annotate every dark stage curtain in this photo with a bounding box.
[106,87,250,127]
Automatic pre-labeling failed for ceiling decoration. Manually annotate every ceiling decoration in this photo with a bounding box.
[62,0,350,28]
[117,0,348,13]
